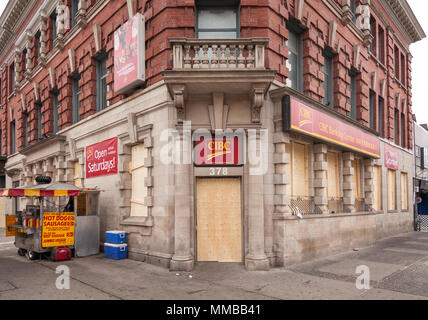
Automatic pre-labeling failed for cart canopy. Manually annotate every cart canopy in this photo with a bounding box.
[0,183,81,197]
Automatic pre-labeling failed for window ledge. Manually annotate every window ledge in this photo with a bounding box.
[121,216,153,227]
[279,211,376,220]
[368,52,387,71]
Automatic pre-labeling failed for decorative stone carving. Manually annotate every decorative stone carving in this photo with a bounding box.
[76,0,88,28]
[171,85,186,122]
[251,85,265,123]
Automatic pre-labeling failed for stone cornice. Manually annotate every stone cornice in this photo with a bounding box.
[381,0,425,44]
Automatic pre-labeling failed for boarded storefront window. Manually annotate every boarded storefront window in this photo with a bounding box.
[401,172,408,211]
[352,159,361,199]
[373,166,382,211]
[388,169,396,211]
[131,144,148,217]
[290,142,309,197]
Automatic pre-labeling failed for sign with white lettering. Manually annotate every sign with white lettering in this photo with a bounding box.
[384,144,399,170]
[86,137,118,178]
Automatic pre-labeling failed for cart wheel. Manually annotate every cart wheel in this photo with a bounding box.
[18,248,27,256]
[26,250,39,261]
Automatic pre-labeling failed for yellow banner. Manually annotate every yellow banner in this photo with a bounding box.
[5,215,16,237]
[41,212,75,248]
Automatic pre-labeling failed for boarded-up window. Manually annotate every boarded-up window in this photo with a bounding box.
[373,166,382,211]
[327,152,340,198]
[352,159,361,200]
[130,144,148,217]
[290,142,309,197]
[401,172,408,211]
[74,161,82,187]
[387,169,396,211]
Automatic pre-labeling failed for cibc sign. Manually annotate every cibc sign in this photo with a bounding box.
[86,137,118,178]
[194,134,243,166]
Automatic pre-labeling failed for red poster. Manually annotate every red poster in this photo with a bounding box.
[86,137,118,178]
[384,144,399,170]
[195,136,243,165]
[114,13,145,94]
[287,97,380,158]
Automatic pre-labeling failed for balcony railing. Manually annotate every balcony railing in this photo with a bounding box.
[289,196,323,216]
[169,38,268,70]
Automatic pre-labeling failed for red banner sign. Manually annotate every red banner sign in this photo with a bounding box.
[86,137,118,178]
[284,96,380,158]
[384,144,399,170]
[114,13,145,94]
[195,136,243,165]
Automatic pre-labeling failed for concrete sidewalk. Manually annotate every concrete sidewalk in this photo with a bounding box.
[1,230,428,300]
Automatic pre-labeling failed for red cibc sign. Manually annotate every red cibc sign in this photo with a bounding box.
[86,137,118,178]
[194,136,243,166]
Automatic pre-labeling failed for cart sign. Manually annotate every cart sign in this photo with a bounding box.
[384,144,399,170]
[282,95,380,158]
[42,212,75,248]
[194,136,243,165]
[86,137,118,178]
[5,215,16,237]
[114,13,145,94]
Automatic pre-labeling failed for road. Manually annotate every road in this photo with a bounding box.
[1,228,428,300]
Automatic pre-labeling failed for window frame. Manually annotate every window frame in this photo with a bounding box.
[195,1,240,39]
[369,89,376,130]
[52,89,60,134]
[71,72,81,124]
[10,120,15,154]
[24,111,29,147]
[378,26,385,64]
[286,21,304,93]
[378,96,384,136]
[322,48,335,108]
[71,0,79,28]
[95,51,108,112]
[348,68,358,120]
[37,101,43,140]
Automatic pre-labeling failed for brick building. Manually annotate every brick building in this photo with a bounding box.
[0,0,424,270]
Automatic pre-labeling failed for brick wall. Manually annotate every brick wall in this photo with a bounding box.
[0,0,417,156]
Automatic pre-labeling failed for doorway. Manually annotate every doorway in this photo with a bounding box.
[196,177,242,262]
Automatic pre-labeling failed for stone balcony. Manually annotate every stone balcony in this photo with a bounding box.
[163,38,277,123]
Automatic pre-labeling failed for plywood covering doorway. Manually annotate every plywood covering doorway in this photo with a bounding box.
[196,177,242,262]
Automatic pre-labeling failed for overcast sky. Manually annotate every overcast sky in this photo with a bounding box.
[0,1,425,123]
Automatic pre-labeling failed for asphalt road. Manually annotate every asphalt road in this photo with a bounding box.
[1,228,428,300]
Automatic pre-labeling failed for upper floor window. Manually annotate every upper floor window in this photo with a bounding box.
[9,63,15,95]
[378,96,384,137]
[24,112,29,147]
[37,101,43,140]
[322,49,334,107]
[378,26,384,64]
[22,49,27,74]
[35,31,41,59]
[71,0,79,28]
[53,90,59,134]
[394,45,400,80]
[400,53,406,86]
[369,90,375,130]
[10,121,15,154]
[96,52,108,112]
[394,107,399,145]
[348,68,358,120]
[350,0,357,23]
[50,10,57,47]
[72,73,81,124]
[286,23,303,92]
[370,17,376,55]
[196,1,239,39]
[400,112,405,148]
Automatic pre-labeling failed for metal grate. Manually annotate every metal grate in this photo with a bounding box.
[328,197,343,214]
[289,196,323,215]
[417,215,428,232]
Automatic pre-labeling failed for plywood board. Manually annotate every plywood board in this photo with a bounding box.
[196,178,242,262]
[401,173,408,210]
[292,142,308,197]
[388,169,396,210]
[373,166,382,211]
[327,152,339,197]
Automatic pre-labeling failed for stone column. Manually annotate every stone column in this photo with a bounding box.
[272,130,291,267]
[364,158,375,212]
[343,152,355,212]
[245,133,269,271]
[314,144,328,214]
[170,132,194,271]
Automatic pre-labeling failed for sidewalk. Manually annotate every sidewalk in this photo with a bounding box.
[1,230,428,300]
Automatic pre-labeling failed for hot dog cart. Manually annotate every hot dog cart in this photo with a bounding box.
[3,177,100,260]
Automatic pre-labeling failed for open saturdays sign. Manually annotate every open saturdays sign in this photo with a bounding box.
[86,137,118,178]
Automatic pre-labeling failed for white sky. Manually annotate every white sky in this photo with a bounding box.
[0,1,425,123]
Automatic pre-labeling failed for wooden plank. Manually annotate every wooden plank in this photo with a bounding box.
[401,173,408,210]
[196,178,242,262]
[327,152,339,197]
[388,169,396,210]
[373,166,382,211]
[293,142,308,197]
